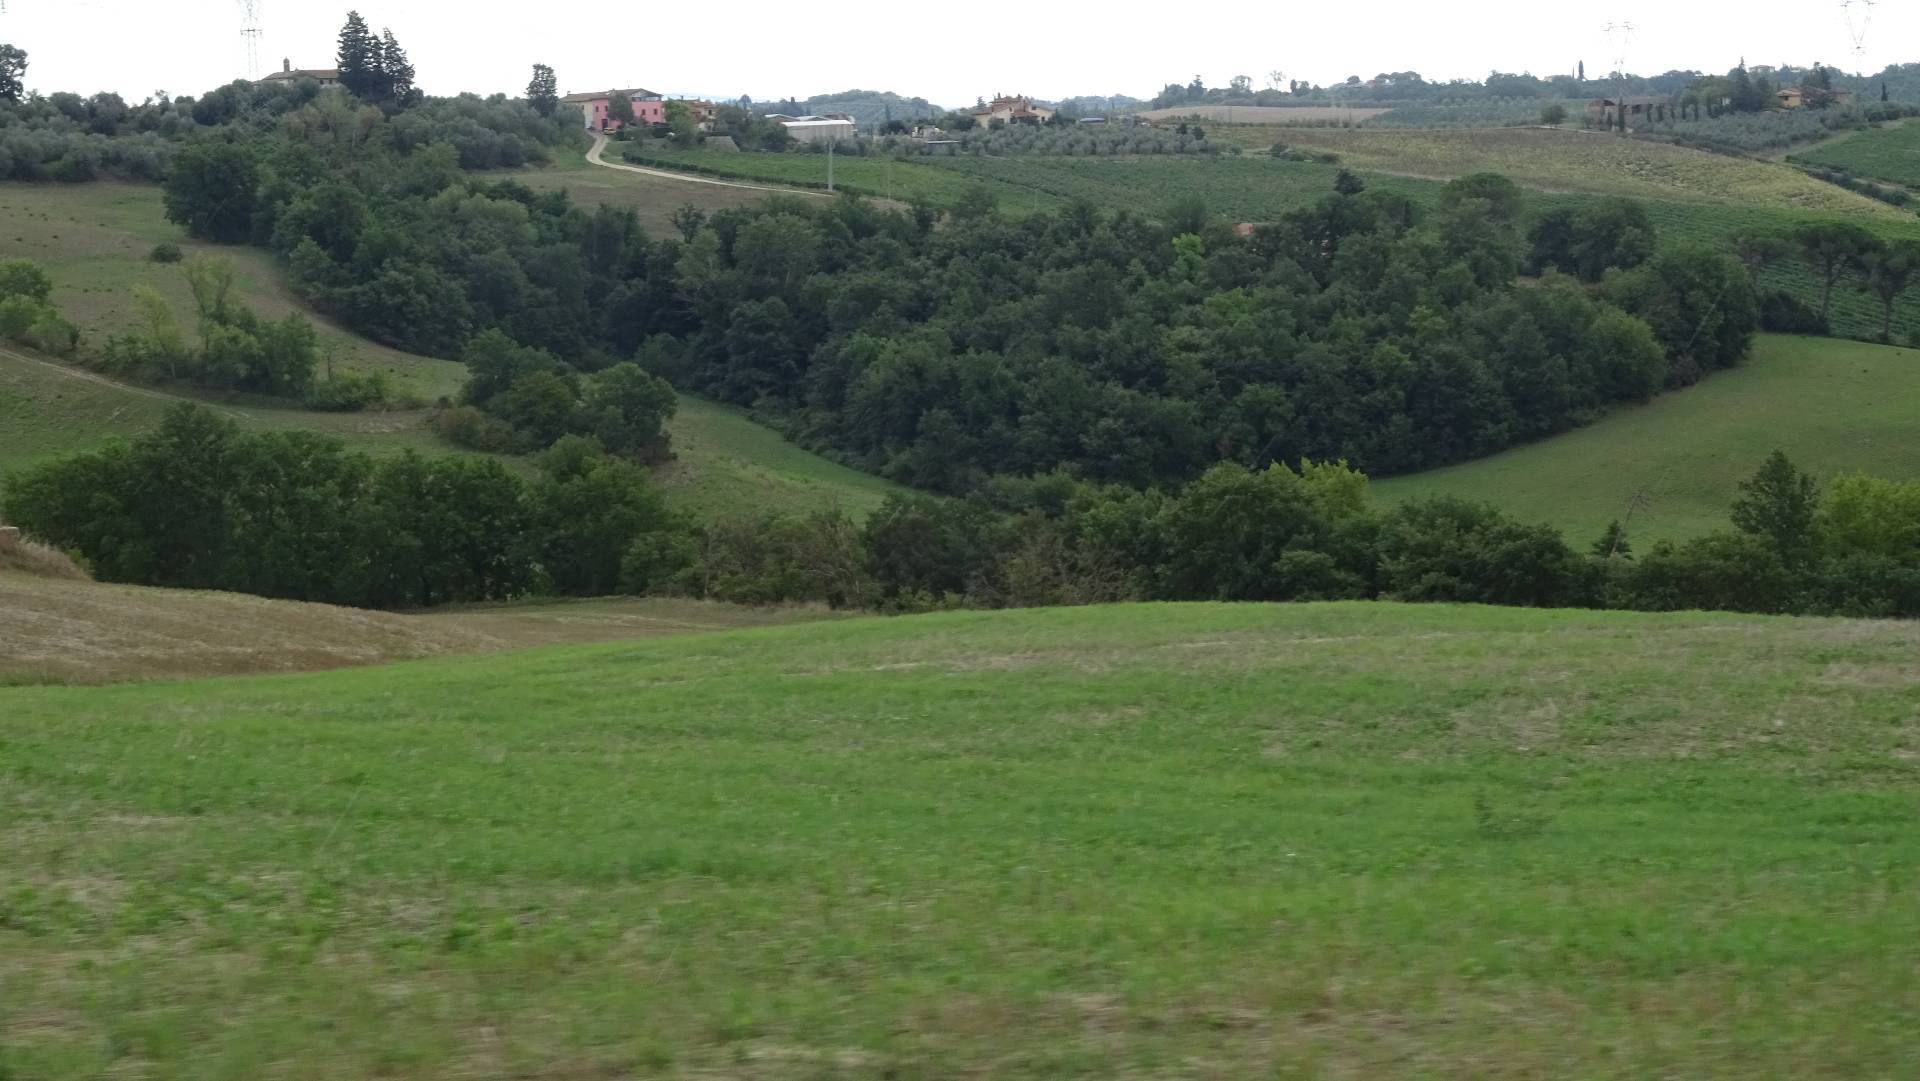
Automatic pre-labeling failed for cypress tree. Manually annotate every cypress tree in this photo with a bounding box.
[335,11,377,100]
[379,29,416,106]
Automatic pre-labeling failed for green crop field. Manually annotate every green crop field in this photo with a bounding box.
[1374,334,1920,545]
[0,182,468,402]
[1791,117,1920,190]
[5,601,1920,1077]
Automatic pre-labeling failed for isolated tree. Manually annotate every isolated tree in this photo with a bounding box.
[526,64,558,116]
[1578,60,1585,82]
[378,29,416,105]
[1267,70,1284,92]
[1731,450,1820,564]
[1855,240,1920,343]
[1883,80,1891,103]
[1540,103,1568,126]
[1591,519,1632,559]
[335,12,378,100]
[1229,74,1252,96]
[1333,168,1365,196]
[0,44,26,104]
[1795,221,1881,322]
[606,91,634,130]
[162,142,258,243]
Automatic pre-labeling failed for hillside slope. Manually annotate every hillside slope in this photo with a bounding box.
[0,182,467,401]
[1373,334,1920,544]
[4,601,1918,1077]
[0,571,834,684]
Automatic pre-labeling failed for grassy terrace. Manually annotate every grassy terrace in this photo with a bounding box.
[4,600,1920,1076]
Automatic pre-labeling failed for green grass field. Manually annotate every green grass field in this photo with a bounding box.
[4,600,1919,1077]
[1790,117,1920,190]
[1374,334,1920,545]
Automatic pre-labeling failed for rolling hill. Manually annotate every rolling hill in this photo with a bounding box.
[4,600,1919,1076]
[0,570,835,684]
[1372,334,1920,545]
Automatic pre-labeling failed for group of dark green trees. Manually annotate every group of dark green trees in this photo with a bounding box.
[12,405,1920,621]
[335,11,417,108]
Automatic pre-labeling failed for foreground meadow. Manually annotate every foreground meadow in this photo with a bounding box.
[3,602,1918,1078]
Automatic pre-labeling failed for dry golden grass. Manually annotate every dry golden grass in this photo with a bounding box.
[0,574,839,684]
[0,527,89,581]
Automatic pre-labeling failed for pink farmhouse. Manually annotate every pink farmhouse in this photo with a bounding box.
[561,88,666,132]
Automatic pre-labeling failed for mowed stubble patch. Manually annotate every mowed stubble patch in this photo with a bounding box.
[2,601,1919,1078]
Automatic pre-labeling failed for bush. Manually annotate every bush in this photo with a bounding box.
[150,242,184,264]
[303,370,392,411]
[431,404,517,451]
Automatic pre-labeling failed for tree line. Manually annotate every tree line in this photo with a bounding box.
[9,405,1920,621]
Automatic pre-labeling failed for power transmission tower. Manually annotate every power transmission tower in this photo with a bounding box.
[1602,20,1636,132]
[1841,0,1875,74]
[238,0,264,79]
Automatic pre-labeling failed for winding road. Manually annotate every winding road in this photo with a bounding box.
[584,134,830,197]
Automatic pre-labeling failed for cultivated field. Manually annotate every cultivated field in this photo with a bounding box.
[1790,117,1920,190]
[1136,104,1391,124]
[4,601,1920,1076]
[0,572,834,684]
[1211,126,1911,216]
[503,146,785,236]
[0,182,468,401]
[1374,334,1920,544]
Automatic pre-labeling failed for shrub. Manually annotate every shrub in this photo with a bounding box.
[303,370,392,412]
[150,242,184,264]
[431,404,517,452]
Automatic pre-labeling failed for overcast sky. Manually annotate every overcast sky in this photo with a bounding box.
[4,1,1913,107]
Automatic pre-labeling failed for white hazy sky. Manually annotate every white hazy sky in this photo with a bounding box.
[3,0,1913,107]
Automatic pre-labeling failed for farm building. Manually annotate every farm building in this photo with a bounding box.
[774,115,857,144]
[257,58,339,88]
[1585,96,1673,127]
[973,94,1053,127]
[1778,87,1853,109]
[562,88,666,132]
